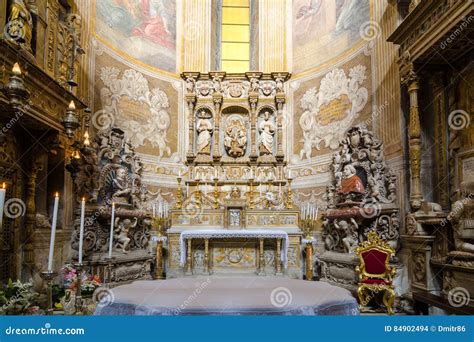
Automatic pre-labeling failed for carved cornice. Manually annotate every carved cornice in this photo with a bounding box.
[388,0,473,64]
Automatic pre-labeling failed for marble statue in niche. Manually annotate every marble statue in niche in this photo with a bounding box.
[224,118,247,158]
[196,111,213,155]
[258,111,275,155]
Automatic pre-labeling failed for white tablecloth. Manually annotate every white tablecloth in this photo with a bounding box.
[179,230,289,268]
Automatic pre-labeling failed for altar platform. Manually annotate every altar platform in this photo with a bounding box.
[94,277,359,315]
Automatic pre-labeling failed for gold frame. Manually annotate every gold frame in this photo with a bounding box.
[355,231,396,315]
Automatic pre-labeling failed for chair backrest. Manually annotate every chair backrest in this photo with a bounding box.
[355,230,395,278]
[360,248,390,276]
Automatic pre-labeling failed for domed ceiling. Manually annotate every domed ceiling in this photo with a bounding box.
[292,0,370,73]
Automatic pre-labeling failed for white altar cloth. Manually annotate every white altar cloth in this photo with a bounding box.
[179,230,289,268]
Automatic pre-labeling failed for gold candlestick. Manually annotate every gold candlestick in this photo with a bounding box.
[305,242,314,280]
[285,178,294,209]
[155,239,164,279]
[213,178,219,209]
[40,271,57,315]
[175,177,183,209]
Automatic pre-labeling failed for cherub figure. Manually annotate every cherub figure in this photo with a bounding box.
[114,217,137,254]
[334,218,359,253]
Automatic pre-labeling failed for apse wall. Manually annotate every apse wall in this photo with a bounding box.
[288,1,407,240]
[83,1,184,211]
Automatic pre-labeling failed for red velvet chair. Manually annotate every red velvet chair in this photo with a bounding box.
[355,231,396,314]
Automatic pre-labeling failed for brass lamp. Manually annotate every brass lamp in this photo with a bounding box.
[4,63,30,110]
[62,100,80,138]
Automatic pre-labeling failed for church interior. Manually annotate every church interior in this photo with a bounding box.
[0,0,472,316]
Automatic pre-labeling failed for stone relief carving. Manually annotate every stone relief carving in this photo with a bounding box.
[224,116,248,158]
[299,66,368,159]
[67,127,151,259]
[447,181,474,264]
[99,67,172,159]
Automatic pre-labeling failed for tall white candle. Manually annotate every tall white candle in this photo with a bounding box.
[178,169,181,178]
[78,197,86,264]
[315,206,319,220]
[108,202,115,258]
[152,203,156,217]
[288,170,292,179]
[250,168,254,179]
[0,183,5,231]
[48,192,60,272]
[214,168,218,179]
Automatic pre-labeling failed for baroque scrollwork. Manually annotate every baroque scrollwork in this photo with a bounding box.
[322,125,400,253]
[299,66,368,159]
[99,67,172,159]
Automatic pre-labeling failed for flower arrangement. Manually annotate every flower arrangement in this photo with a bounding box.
[61,264,102,295]
[0,279,42,315]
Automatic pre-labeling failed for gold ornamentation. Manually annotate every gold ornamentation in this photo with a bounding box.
[355,231,396,315]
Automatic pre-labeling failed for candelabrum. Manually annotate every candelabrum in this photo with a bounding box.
[300,217,316,239]
[40,271,57,315]
[213,177,220,209]
[300,217,316,281]
[285,178,294,209]
[104,256,114,287]
[175,176,183,209]
[73,263,84,315]
[152,216,168,279]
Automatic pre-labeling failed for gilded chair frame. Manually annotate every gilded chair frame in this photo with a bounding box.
[355,231,396,315]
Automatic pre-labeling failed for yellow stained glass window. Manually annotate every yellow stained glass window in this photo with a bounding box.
[221,0,250,72]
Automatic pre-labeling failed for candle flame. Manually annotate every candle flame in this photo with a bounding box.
[83,131,90,146]
[112,202,115,207]
[68,100,76,110]
[55,192,59,198]
[82,197,86,202]
[1,182,5,189]
[12,63,21,75]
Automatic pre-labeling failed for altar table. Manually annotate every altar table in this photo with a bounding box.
[179,230,289,275]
